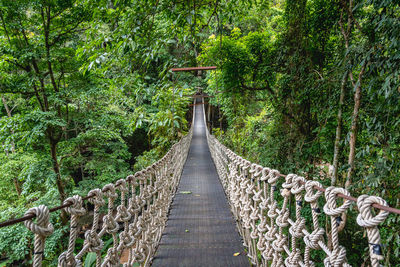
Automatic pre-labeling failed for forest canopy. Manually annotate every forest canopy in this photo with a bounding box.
[0,0,399,265]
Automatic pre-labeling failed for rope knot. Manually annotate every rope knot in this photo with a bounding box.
[243,201,251,212]
[262,245,274,261]
[257,216,268,233]
[130,223,142,238]
[24,205,54,266]
[85,230,104,253]
[267,169,280,184]
[116,179,129,193]
[271,235,286,252]
[265,225,277,241]
[281,188,291,198]
[103,183,118,199]
[242,159,251,170]
[324,245,347,267]
[356,195,389,228]
[133,241,146,263]
[257,235,266,251]
[323,186,351,216]
[356,195,389,261]
[58,251,82,267]
[104,214,119,234]
[285,248,301,267]
[249,206,259,220]
[87,188,105,207]
[104,247,120,266]
[289,217,305,238]
[245,184,254,194]
[249,163,262,177]
[252,190,262,202]
[24,205,54,237]
[261,167,270,181]
[64,195,86,216]
[128,198,140,214]
[305,180,323,203]
[304,228,324,249]
[240,178,249,190]
[267,201,278,218]
[282,173,296,190]
[291,175,306,195]
[259,196,268,210]
[117,205,132,222]
[135,170,146,181]
[250,228,259,239]
[120,230,135,248]
[243,217,252,230]
[126,174,137,185]
[276,209,289,227]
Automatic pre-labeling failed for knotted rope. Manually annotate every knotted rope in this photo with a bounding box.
[206,127,392,267]
[16,105,395,267]
[58,196,86,267]
[24,205,54,267]
[356,195,389,267]
[22,126,193,267]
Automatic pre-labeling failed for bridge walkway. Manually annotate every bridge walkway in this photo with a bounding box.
[152,100,249,267]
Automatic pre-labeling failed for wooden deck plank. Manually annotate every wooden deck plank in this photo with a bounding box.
[151,99,249,267]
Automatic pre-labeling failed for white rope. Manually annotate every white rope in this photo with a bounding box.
[58,195,85,266]
[19,104,393,267]
[24,205,54,267]
[206,127,391,267]
[356,195,389,267]
[23,126,193,267]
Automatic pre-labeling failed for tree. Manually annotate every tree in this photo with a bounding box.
[0,0,93,209]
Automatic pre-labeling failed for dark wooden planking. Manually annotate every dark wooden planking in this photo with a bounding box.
[152,98,250,267]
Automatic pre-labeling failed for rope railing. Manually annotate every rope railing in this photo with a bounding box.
[1,125,193,267]
[2,98,399,266]
[204,110,397,267]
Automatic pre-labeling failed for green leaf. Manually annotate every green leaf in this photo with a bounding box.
[84,252,97,267]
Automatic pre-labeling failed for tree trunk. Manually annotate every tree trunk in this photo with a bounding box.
[345,63,367,189]
[50,140,66,202]
[331,70,349,186]
[49,140,68,223]
[219,106,222,129]
[13,179,22,196]
[1,95,15,153]
[1,95,21,195]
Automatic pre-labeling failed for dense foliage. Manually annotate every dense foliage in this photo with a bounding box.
[0,0,398,265]
[200,0,400,265]
[0,0,195,264]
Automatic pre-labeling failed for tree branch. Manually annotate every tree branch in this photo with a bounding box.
[49,19,86,47]
[240,80,275,97]
[5,59,31,72]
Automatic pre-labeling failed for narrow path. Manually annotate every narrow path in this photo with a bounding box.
[152,100,249,267]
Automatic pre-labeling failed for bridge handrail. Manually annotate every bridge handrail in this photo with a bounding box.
[203,101,397,267]
[0,118,194,267]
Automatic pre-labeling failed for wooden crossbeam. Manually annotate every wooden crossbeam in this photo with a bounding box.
[171,66,217,72]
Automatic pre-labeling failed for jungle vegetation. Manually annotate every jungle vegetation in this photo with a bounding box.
[0,0,399,265]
